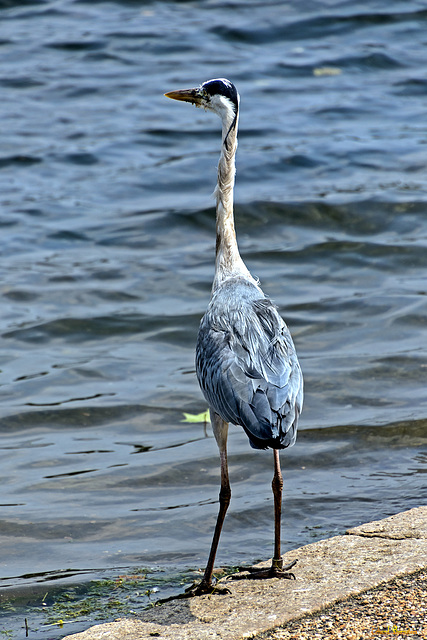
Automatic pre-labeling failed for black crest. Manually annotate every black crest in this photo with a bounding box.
[202,78,239,113]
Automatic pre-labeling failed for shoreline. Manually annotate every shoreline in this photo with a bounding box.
[63,506,427,640]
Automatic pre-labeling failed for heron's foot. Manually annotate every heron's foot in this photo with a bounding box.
[155,579,231,605]
[184,579,231,597]
[230,558,297,581]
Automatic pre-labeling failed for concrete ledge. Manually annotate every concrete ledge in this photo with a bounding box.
[63,506,427,640]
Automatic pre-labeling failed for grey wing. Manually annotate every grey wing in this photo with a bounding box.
[196,297,303,450]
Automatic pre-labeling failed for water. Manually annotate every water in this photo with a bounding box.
[1,0,427,636]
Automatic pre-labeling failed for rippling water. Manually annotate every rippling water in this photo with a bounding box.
[1,0,426,636]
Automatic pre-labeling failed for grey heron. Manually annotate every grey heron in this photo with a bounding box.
[165,79,303,595]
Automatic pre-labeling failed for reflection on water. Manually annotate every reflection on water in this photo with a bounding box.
[0,0,427,636]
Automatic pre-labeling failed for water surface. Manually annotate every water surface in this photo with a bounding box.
[0,0,426,636]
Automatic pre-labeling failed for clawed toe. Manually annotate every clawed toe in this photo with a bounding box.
[230,558,297,581]
[185,582,231,597]
[156,579,231,605]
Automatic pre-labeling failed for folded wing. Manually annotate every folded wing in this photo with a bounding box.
[196,279,303,450]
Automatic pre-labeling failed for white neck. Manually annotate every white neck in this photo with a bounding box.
[212,106,257,292]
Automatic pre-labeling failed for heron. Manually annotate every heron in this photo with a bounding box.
[165,78,303,595]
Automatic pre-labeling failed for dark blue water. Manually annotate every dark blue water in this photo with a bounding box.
[1,0,426,636]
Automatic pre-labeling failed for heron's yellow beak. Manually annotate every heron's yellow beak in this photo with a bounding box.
[164,87,203,106]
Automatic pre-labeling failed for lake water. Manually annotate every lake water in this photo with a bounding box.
[1,0,426,637]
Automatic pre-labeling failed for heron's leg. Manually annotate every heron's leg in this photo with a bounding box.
[190,413,231,595]
[272,448,283,569]
[230,449,297,581]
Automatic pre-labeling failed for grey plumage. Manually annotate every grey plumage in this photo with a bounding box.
[196,276,302,450]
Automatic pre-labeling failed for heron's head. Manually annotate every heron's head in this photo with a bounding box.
[165,78,239,122]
